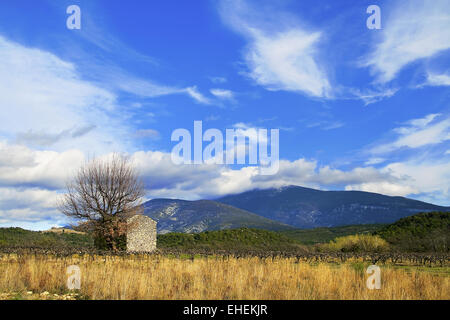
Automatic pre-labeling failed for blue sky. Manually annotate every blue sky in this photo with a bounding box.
[0,0,449,229]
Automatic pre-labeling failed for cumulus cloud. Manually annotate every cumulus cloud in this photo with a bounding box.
[1,139,448,229]
[0,141,84,189]
[384,160,450,200]
[347,159,450,204]
[363,0,450,83]
[0,139,402,200]
[219,0,331,98]
[132,151,402,200]
[0,187,65,229]
[345,182,417,198]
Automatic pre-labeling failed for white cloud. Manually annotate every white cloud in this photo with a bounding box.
[244,30,330,98]
[184,86,212,105]
[1,141,448,229]
[108,70,211,104]
[345,182,418,198]
[350,113,450,203]
[210,88,235,100]
[363,0,450,83]
[384,161,450,200]
[349,88,399,106]
[370,114,450,154]
[306,120,344,131]
[0,141,84,189]
[0,139,399,201]
[133,152,401,200]
[424,72,450,87]
[219,0,331,98]
[364,158,386,166]
[347,160,450,204]
[15,125,96,147]
[0,187,56,211]
[0,35,212,157]
[110,72,187,97]
[0,35,132,154]
[0,187,65,230]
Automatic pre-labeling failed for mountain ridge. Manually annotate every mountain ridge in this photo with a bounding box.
[143,198,293,234]
[215,185,449,228]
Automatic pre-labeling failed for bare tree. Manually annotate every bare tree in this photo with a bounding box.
[58,154,145,250]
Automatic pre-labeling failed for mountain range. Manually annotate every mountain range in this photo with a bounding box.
[143,185,449,233]
[143,199,292,234]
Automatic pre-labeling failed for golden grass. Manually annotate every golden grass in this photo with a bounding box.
[0,254,448,300]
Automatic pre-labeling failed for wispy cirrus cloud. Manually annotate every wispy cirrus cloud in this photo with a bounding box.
[422,72,450,87]
[184,86,213,105]
[348,87,399,106]
[16,125,96,147]
[97,67,213,104]
[47,1,211,106]
[306,120,344,131]
[363,0,450,83]
[134,129,161,140]
[346,113,450,204]
[370,114,450,154]
[219,0,331,98]
[0,35,133,154]
[210,88,235,101]
[208,76,227,84]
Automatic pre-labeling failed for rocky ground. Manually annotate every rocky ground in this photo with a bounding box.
[0,291,82,300]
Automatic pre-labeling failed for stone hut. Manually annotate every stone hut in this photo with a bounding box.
[126,215,157,253]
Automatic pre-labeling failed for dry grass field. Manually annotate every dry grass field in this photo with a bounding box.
[0,253,448,300]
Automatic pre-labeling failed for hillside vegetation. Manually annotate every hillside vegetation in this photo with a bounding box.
[0,228,93,248]
[0,211,448,252]
[157,228,305,251]
[375,211,449,252]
